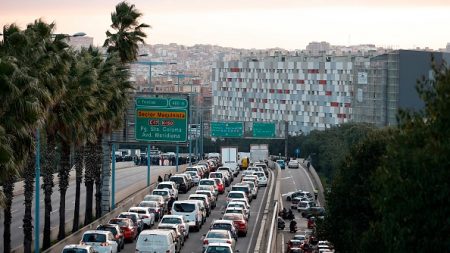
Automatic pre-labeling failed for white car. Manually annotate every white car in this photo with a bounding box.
[204,243,238,253]
[62,245,96,253]
[226,191,248,204]
[253,172,268,187]
[156,181,179,200]
[288,160,300,168]
[227,203,250,220]
[159,214,190,239]
[202,230,236,252]
[128,207,155,229]
[80,230,118,253]
[297,201,311,212]
[185,171,201,185]
[138,201,164,221]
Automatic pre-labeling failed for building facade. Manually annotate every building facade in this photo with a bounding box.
[212,50,450,134]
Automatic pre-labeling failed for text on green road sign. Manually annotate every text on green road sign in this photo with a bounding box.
[210,122,243,137]
[136,97,168,107]
[253,122,276,138]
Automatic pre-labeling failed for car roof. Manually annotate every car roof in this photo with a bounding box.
[63,244,92,249]
[162,214,184,219]
[212,219,234,225]
[207,229,230,234]
[189,194,207,198]
[153,189,170,192]
[140,229,174,236]
[228,191,245,194]
[83,230,112,235]
[129,207,149,211]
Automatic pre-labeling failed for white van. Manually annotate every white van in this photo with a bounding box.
[135,229,177,253]
[171,200,203,231]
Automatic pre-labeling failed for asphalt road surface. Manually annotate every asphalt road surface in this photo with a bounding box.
[0,163,178,252]
[118,169,273,253]
[277,160,318,253]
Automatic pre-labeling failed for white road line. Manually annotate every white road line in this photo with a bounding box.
[301,166,321,206]
[247,169,272,253]
[281,233,285,253]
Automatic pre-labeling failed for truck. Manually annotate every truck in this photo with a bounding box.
[238,152,251,170]
[250,144,269,163]
[221,147,239,174]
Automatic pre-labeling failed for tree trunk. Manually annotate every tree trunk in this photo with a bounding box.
[23,154,35,253]
[94,136,104,219]
[84,142,96,225]
[100,134,111,216]
[72,146,84,232]
[41,135,56,250]
[57,141,71,240]
[2,174,15,253]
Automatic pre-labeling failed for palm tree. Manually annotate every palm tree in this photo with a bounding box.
[104,1,150,63]
[2,174,15,253]
[22,152,35,252]
[72,145,84,232]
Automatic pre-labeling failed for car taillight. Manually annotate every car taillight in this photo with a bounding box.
[203,239,209,245]
[115,234,120,239]
[226,240,232,244]
[142,215,149,218]
[100,242,109,246]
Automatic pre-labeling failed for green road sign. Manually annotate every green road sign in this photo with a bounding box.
[135,97,188,142]
[210,122,243,138]
[253,122,276,138]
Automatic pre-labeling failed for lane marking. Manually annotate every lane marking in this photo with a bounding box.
[247,169,272,253]
[300,165,321,206]
[281,233,285,253]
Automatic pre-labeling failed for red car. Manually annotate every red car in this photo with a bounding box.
[213,178,225,194]
[286,239,303,253]
[109,218,137,242]
[222,213,247,236]
[307,217,316,229]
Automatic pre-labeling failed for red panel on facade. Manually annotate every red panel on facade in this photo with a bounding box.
[284,90,290,94]
[262,99,268,103]
[319,80,327,85]
[230,68,240,72]
[325,91,332,96]
[249,98,254,102]
[331,102,339,107]
[277,89,283,94]
[269,89,275,93]
[259,109,264,112]
[252,108,257,112]
[345,103,351,108]
[227,78,232,82]
[297,80,305,84]
[308,69,319,74]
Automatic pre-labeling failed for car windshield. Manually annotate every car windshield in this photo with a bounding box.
[118,214,136,222]
[161,217,181,224]
[200,181,214,185]
[97,226,117,235]
[232,187,248,193]
[299,202,308,207]
[153,191,168,196]
[210,173,222,178]
[130,209,146,214]
[211,223,232,230]
[173,203,196,212]
[228,193,244,198]
[139,202,157,207]
[63,249,88,253]
[205,246,231,253]
[109,219,129,227]
[290,240,302,247]
[207,231,229,239]
[170,177,184,184]
[144,196,161,202]
[228,203,244,209]
[82,233,106,243]
[157,184,172,190]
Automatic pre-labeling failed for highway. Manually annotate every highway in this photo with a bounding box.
[118,169,273,253]
[277,160,318,253]
[0,163,178,252]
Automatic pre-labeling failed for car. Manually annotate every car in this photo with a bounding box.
[230,184,253,201]
[288,160,299,169]
[197,185,218,198]
[181,173,195,189]
[186,166,204,178]
[158,223,185,246]
[297,201,311,213]
[212,178,225,194]
[202,229,236,252]
[286,239,303,253]
[253,162,269,177]
[276,159,286,169]
[293,233,307,242]
[204,243,238,253]
[159,214,189,239]
[222,213,248,236]
[156,181,179,200]
[199,179,219,194]
[196,190,217,208]
[128,207,155,229]
[253,172,268,187]
[224,207,248,220]
[117,212,144,233]
[96,224,125,251]
[189,194,211,216]
[226,191,248,205]
[136,229,179,253]
[143,194,166,213]
[217,166,235,181]
[185,171,201,185]
[302,206,326,219]
[307,217,316,229]
[108,218,137,243]
[209,220,239,241]
[170,175,189,193]
[227,202,250,220]
[80,230,119,253]
[244,181,258,198]
[282,190,307,201]
[151,189,171,204]
[171,200,203,231]
[138,201,164,221]
[62,245,96,253]
[210,172,230,186]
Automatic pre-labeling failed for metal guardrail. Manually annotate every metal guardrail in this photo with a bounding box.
[266,201,278,253]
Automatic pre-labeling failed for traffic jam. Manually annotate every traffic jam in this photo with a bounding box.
[61,156,270,253]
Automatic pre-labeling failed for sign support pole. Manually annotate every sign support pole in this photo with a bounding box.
[111,143,116,209]
[176,145,179,172]
[147,144,151,187]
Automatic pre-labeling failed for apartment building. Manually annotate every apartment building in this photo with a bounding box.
[212,54,372,134]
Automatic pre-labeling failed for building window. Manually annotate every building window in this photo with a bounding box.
[330,102,339,107]
[325,91,332,96]
[284,90,290,94]
[269,89,275,93]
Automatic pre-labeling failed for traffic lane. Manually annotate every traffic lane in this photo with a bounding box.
[120,172,270,253]
[1,165,176,252]
[278,166,316,253]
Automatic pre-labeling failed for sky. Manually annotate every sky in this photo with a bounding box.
[1,0,450,50]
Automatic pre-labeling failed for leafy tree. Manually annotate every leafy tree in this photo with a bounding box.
[371,62,450,252]
[104,1,150,63]
[321,129,392,252]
